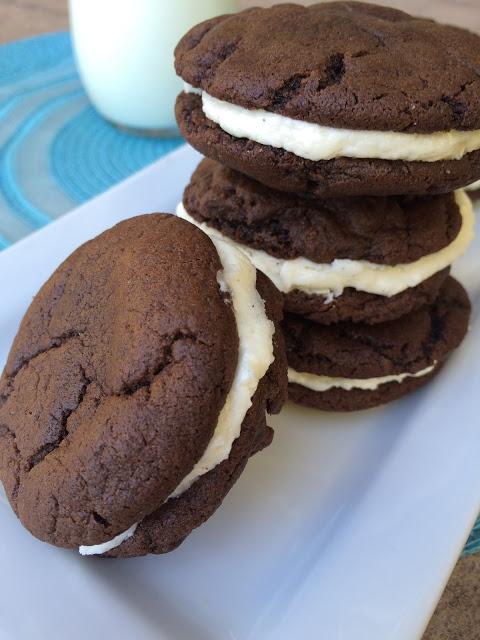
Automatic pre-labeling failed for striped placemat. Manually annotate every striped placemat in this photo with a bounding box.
[0,32,183,250]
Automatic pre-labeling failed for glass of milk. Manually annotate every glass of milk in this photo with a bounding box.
[69,0,238,136]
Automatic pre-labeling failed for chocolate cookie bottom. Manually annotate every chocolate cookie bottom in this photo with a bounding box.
[288,368,439,412]
[284,268,449,325]
[284,276,471,412]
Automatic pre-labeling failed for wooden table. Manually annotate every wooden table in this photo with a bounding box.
[1,1,479,638]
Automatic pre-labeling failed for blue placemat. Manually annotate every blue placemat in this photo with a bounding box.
[0,32,479,557]
[0,32,183,249]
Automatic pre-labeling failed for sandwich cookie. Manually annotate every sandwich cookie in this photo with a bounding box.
[179,158,474,324]
[175,3,480,197]
[283,277,471,412]
[0,214,287,557]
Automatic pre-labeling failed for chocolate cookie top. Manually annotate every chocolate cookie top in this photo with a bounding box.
[283,276,471,379]
[183,158,462,265]
[0,215,239,548]
[175,2,480,133]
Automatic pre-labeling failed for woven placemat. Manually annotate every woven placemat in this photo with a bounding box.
[0,32,183,249]
[0,32,479,556]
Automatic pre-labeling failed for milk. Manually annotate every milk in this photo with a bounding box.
[69,0,238,134]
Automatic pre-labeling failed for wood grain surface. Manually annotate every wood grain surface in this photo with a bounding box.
[0,1,479,639]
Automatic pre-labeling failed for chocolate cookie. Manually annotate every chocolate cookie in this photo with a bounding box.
[283,276,471,411]
[0,214,287,557]
[284,271,449,325]
[184,159,462,263]
[179,158,473,324]
[175,3,480,196]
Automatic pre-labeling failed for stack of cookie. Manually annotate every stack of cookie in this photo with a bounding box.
[174,2,479,411]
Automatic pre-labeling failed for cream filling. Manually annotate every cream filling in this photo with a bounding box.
[176,190,474,301]
[183,85,480,163]
[79,236,274,556]
[169,235,275,497]
[288,363,436,393]
[79,524,137,556]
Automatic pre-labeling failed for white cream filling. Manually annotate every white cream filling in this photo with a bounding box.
[79,235,274,555]
[169,235,275,497]
[79,523,138,556]
[288,363,436,393]
[176,190,474,300]
[184,84,480,163]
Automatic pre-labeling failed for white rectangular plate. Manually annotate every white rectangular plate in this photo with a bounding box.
[0,144,479,640]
